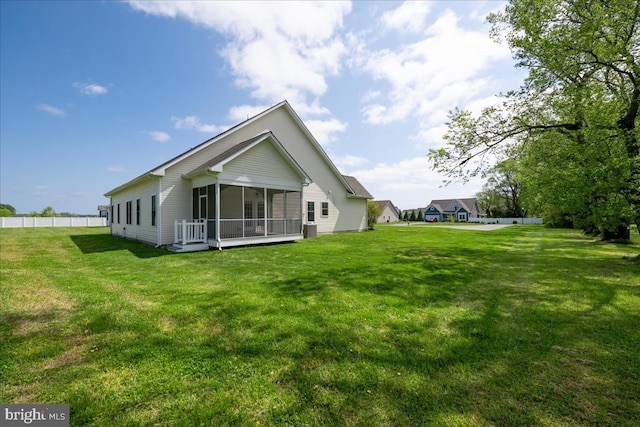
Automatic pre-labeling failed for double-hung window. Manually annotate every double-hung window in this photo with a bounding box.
[307,201,315,222]
[126,201,132,225]
[151,195,157,226]
[321,202,329,217]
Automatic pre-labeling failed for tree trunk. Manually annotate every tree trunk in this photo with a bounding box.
[602,225,630,241]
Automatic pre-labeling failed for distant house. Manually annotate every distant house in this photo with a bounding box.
[97,205,109,219]
[374,200,401,223]
[424,198,480,222]
[104,101,372,252]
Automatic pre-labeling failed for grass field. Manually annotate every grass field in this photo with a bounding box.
[1,225,639,426]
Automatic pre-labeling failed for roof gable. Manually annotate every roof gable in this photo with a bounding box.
[429,198,477,213]
[183,131,311,183]
[105,101,354,197]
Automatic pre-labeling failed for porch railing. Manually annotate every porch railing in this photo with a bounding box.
[174,220,207,245]
[175,218,302,243]
[220,218,302,239]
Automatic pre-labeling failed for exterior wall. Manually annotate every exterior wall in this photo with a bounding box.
[109,177,159,245]
[224,141,301,184]
[237,107,368,233]
[378,204,399,223]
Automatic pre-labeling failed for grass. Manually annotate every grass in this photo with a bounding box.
[1,224,639,426]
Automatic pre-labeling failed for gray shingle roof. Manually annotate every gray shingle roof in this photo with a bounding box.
[342,175,373,199]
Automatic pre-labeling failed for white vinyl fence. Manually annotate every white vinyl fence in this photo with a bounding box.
[0,217,107,228]
[468,217,543,225]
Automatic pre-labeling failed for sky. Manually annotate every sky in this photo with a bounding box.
[0,0,527,215]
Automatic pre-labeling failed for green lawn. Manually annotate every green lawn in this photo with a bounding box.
[1,225,639,426]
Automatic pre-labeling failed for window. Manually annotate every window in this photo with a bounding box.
[136,199,140,225]
[151,195,157,226]
[322,202,329,217]
[117,203,120,224]
[307,201,315,222]
[126,201,132,225]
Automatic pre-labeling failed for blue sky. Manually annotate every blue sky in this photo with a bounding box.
[0,1,525,215]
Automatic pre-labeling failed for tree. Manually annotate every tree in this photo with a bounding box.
[367,201,382,230]
[416,209,424,222]
[409,210,417,221]
[429,0,640,239]
[0,204,16,216]
[484,159,523,217]
[41,206,56,217]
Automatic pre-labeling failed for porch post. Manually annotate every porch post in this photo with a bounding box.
[263,187,268,236]
[215,182,221,247]
[300,189,304,234]
[241,186,245,238]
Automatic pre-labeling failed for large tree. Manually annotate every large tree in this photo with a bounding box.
[429,0,639,238]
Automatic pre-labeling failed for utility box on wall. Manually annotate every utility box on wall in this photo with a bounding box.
[303,224,317,238]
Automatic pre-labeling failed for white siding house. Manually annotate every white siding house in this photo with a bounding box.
[374,200,401,223]
[105,101,372,251]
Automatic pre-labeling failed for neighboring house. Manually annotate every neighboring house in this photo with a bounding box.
[375,200,401,223]
[104,101,372,252]
[424,198,480,222]
[97,205,109,220]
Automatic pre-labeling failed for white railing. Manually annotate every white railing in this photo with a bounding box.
[0,217,107,228]
[174,220,207,244]
[219,218,302,239]
[468,217,543,224]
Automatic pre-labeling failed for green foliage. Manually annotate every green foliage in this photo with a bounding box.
[367,200,382,230]
[416,209,424,222]
[477,160,524,217]
[1,227,638,426]
[429,0,640,239]
[409,210,417,221]
[0,204,16,216]
[41,206,56,217]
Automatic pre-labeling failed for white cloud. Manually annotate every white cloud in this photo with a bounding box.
[143,130,171,143]
[333,154,369,171]
[106,166,124,173]
[171,115,225,134]
[304,118,347,147]
[350,155,485,209]
[381,1,432,33]
[127,1,351,114]
[36,103,65,117]
[360,9,511,137]
[73,82,109,95]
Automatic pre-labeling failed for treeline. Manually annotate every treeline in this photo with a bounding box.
[0,204,98,218]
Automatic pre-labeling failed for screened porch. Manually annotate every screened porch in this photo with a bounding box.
[174,183,303,250]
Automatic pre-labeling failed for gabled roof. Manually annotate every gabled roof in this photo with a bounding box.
[428,198,478,213]
[375,200,400,215]
[182,131,311,183]
[105,100,357,197]
[342,175,373,199]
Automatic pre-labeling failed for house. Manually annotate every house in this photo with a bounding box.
[374,200,401,223]
[424,198,480,222]
[104,101,372,252]
[97,205,109,220]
